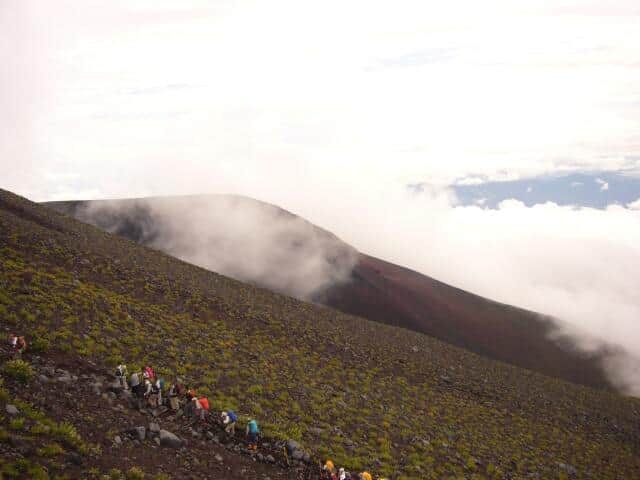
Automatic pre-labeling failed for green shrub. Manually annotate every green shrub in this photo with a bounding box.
[2,359,35,383]
[126,467,145,480]
[37,442,65,457]
[8,417,25,431]
[30,336,50,353]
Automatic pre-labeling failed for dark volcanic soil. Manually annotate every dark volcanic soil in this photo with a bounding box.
[47,197,613,390]
[322,254,611,389]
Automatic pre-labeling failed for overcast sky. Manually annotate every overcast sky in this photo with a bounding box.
[3,0,640,201]
[3,1,640,392]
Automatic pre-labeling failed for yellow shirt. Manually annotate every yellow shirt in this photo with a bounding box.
[361,472,372,480]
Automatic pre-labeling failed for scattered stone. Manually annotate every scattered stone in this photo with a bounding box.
[38,374,49,383]
[134,426,146,441]
[411,345,419,352]
[159,429,183,449]
[149,422,160,435]
[114,435,122,445]
[206,431,214,440]
[154,437,161,446]
[558,463,578,477]
[266,455,276,464]
[257,453,264,462]
[69,452,83,466]
[286,439,300,454]
[5,404,19,416]
[57,374,73,384]
[215,454,224,463]
[291,450,305,461]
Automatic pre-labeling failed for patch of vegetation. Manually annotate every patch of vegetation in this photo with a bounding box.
[0,189,639,479]
[2,359,35,383]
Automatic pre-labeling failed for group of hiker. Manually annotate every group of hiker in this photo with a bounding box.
[321,459,375,480]
[6,334,377,479]
[114,364,261,451]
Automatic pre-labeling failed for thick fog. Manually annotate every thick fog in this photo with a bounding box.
[75,196,358,301]
[68,183,640,395]
[269,183,640,395]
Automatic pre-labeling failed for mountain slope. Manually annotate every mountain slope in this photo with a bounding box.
[47,196,611,390]
[2,188,640,478]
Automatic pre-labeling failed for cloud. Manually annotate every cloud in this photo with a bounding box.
[596,178,610,191]
[75,196,358,301]
[628,198,640,210]
[3,0,640,395]
[455,176,487,186]
[259,183,640,395]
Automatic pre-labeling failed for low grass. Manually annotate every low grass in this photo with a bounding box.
[0,188,639,479]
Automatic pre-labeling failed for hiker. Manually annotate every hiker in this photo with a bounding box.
[221,410,237,435]
[186,396,206,422]
[115,364,128,390]
[246,418,260,451]
[168,381,183,411]
[358,472,372,480]
[338,468,348,480]
[143,375,157,408]
[130,371,141,397]
[10,335,27,355]
[154,378,165,406]
[183,389,197,417]
[186,388,197,401]
[198,396,210,422]
[321,460,337,480]
[17,336,26,354]
[143,365,155,381]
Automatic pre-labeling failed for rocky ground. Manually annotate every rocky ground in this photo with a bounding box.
[1,345,321,479]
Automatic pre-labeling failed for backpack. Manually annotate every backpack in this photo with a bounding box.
[228,411,238,423]
[248,420,259,434]
[198,397,210,411]
[158,378,165,390]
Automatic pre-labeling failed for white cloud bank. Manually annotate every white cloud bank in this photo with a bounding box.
[2,1,640,394]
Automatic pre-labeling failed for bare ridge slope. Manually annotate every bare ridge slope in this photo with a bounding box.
[48,196,611,390]
[1,188,640,478]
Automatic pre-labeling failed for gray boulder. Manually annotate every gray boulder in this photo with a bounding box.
[134,426,146,441]
[5,404,19,416]
[558,463,578,477]
[149,422,160,435]
[57,374,73,384]
[286,439,300,454]
[159,429,183,448]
